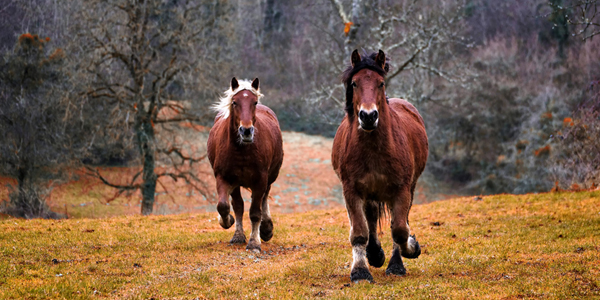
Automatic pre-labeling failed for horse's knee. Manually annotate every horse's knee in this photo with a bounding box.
[391,225,410,245]
[350,232,368,246]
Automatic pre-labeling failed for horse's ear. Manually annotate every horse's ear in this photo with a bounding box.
[231,77,239,90]
[375,49,386,70]
[351,49,361,68]
[251,78,260,90]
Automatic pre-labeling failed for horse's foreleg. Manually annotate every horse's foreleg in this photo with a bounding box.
[386,188,421,276]
[344,188,372,282]
[260,185,274,242]
[216,177,235,229]
[230,187,246,244]
[246,184,267,252]
[365,201,385,268]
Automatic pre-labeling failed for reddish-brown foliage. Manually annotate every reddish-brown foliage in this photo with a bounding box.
[570,183,582,191]
[48,48,64,60]
[551,181,561,192]
[343,22,353,36]
[18,33,33,42]
[534,145,551,157]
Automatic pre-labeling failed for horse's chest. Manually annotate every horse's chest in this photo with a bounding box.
[356,171,393,195]
[218,155,264,187]
[347,156,403,198]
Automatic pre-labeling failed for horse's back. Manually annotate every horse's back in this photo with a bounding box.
[255,104,284,182]
[207,114,226,167]
[389,98,428,176]
[388,98,425,127]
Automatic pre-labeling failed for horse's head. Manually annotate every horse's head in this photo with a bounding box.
[229,77,261,144]
[214,77,263,144]
[343,50,389,132]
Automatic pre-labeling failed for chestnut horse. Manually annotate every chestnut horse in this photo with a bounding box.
[332,50,429,281]
[207,77,283,252]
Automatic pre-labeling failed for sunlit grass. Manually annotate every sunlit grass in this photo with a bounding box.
[1,191,598,299]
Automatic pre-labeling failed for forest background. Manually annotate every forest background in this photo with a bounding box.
[0,0,598,218]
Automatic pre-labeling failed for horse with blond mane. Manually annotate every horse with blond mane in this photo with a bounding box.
[207,77,283,252]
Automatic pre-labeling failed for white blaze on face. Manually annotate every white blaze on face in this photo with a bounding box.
[243,92,248,97]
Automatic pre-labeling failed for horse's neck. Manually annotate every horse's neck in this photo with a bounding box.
[226,116,239,147]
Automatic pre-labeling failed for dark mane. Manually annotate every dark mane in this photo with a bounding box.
[342,51,390,117]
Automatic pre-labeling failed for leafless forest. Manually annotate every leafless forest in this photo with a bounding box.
[1,0,598,217]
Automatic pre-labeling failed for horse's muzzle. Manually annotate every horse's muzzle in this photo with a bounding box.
[359,109,379,131]
[238,125,255,143]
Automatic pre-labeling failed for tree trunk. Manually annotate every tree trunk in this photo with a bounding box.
[17,166,27,194]
[345,0,363,57]
[138,120,157,215]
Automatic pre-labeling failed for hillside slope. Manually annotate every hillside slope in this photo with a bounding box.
[1,192,598,299]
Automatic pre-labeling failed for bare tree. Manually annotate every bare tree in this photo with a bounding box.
[76,0,234,215]
[551,0,600,41]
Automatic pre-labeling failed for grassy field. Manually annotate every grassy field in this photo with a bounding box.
[0,191,598,299]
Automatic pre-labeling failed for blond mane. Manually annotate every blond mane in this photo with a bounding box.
[213,79,264,119]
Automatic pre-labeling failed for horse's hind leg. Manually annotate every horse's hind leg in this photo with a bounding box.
[230,187,246,244]
[216,177,235,229]
[365,201,385,268]
[260,185,274,242]
[344,188,373,282]
[386,188,421,276]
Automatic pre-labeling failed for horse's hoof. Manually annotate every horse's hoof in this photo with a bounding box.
[218,214,235,229]
[350,267,373,282]
[260,219,274,242]
[385,263,407,276]
[246,241,261,253]
[230,232,246,244]
[402,235,421,259]
[366,245,385,268]
[387,248,406,276]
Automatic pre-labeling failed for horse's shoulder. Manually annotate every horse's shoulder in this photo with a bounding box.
[333,116,350,141]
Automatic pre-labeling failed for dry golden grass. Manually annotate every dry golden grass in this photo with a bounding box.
[1,191,599,299]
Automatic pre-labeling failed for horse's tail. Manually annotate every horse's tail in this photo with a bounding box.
[378,202,387,234]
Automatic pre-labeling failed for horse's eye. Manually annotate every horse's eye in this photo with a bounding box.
[232,101,237,106]
[254,102,258,106]
[379,82,385,88]
[351,81,357,88]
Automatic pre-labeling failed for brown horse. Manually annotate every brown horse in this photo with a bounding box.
[332,50,429,281]
[207,77,284,252]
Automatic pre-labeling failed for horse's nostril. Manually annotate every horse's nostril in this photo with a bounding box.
[359,110,367,120]
[372,110,378,120]
[239,126,254,137]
